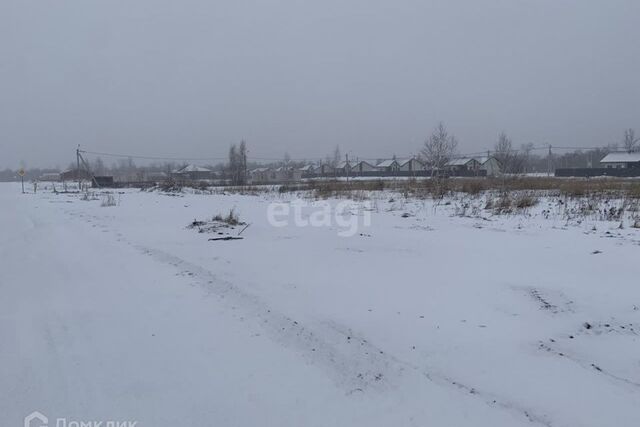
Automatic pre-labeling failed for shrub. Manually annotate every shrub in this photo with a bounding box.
[211,208,242,226]
[100,194,117,207]
[515,194,538,209]
[494,194,513,214]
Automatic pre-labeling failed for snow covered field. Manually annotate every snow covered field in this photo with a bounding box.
[2,182,640,427]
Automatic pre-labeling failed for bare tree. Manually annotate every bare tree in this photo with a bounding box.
[228,144,239,184]
[332,145,341,167]
[239,140,248,184]
[228,141,248,185]
[93,157,106,175]
[493,132,526,174]
[420,122,458,174]
[623,128,639,152]
[520,142,535,173]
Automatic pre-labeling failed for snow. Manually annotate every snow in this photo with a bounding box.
[2,182,640,426]
[174,164,212,173]
[600,152,640,163]
[446,157,476,166]
[375,159,397,168]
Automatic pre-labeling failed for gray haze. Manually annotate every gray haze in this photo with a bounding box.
[1,0,639,168]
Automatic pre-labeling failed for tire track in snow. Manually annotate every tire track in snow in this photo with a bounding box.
[64,207,557,426]
[133,245,557,426]
[538,341,640,390]
[135,245,401,393]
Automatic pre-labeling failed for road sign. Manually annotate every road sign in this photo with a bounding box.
[18,168,25,177]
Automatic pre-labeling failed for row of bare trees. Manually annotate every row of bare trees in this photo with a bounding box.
[419,122,535,174]
[420,122,639,175]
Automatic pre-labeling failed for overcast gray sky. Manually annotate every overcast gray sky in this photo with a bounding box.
[1,0,639,168]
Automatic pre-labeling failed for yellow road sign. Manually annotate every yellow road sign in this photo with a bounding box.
[18,168,25,177]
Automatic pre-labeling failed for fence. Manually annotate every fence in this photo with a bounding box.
[555,168,640,178]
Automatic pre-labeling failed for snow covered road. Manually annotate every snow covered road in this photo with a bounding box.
[2,183,640,426]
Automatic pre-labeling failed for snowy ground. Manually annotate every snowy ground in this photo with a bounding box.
[2,182,640,427]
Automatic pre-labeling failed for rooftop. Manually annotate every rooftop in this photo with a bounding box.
[600,152,640,163]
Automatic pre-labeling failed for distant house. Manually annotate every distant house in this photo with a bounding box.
[60,168,92,181]
[445,158,481,173]
[475,156,501,176]
[353,160,378,174]
[173,165,212,180]
[144,171,169,182]
[334,161,354,175]
[250,167,301,183]
[249,167,272,182]
[314,164,335,175]
[39,172,61,182]
[298,165,315,177]
[376,159,400,172]
[397,157,425,172]
[600,152,640,169]
[274,167,302,182]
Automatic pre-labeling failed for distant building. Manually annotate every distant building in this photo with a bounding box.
[314,164,335,175]
[334,161,354,175]
[397,157,425,172]
[39,172,61,182]
[353,160,378,173]
[298,165,315,177]
[475,156,501,176]
[93,176,115,187]
[600,152,640,169]
[274,167,302,182]
[249,167,302,183]
[172,165,212,180]
[249,167,273,182]
[445,158,481,173]
[144,171,169,182]
[60,169,92,181]
[376,159,400,172]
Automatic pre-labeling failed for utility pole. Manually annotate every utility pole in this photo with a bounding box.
[547,145,552,176]
[345,153,349,183]
[76,145,81,190]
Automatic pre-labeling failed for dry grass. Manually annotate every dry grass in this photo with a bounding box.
[212,208,242,226]
[280,177,640,200]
